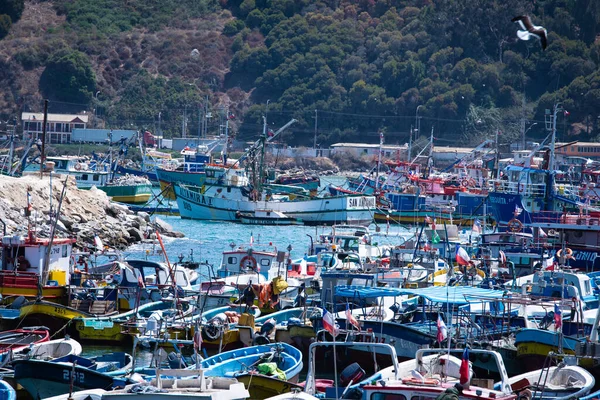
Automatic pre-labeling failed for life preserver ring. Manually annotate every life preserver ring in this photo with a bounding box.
[507,219,523,233]
[461,179,469,187]
[556,248,574,259]
[75,163,83,171]
[240,255,258,270]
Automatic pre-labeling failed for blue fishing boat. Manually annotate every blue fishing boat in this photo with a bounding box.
[0,379,15,400]
[13,352,132,399]
[201,342,303,382]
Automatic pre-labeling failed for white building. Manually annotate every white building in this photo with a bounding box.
[330,143,408,158]
[21,112,89,144]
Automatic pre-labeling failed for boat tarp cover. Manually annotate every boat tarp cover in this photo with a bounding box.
[335,285,506,305]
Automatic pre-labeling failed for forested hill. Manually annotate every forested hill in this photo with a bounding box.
[0,0,599,147]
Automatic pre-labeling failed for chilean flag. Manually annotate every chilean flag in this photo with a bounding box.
[456,246,471,266]
[554,303,562,330]
[459,347,470,385]
[436,314,447,343]
[322,308,339,336]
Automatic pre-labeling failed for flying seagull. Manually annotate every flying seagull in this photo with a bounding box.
[512,15,547,50]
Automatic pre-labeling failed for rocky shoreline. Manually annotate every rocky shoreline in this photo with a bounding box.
[0,174,184,250]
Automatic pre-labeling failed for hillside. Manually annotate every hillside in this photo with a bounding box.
[0,0,599,148]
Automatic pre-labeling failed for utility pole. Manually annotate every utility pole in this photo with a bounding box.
[181,106,187,138]
[158,112,162,136]
[198,104,202,139]
[313,109,318,149]
[39,99,48,179]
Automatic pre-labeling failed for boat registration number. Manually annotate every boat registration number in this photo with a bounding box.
[54,307,67,315]
[63,370,85,383]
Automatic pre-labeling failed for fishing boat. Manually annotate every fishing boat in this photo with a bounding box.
[0,379,15,400]
[200,342,303,383]
[238,307,322,349]
[235,374,304,399]
[98,175,153,205]
[156,143,217,200]
[0,336,82,363]
[272,172,320,192]
[356,347,516,400]
[197,305,262,350]
[23,156,110,189]
[44,369,250,400]
[17,300,96,334]
[498,363,595,399]
[0,232,76,303]
[0,327,49,353]
[13,352,133,399]
[73,300,176,343]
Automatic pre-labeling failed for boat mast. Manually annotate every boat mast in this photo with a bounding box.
[375,131,383,191]
[548,103,561,173]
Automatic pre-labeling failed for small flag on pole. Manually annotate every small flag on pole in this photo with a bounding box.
[456,246,471,266]
[322,308,339,336]
[459,347,470,385]
[346,303,360,330]
[436,314,447,343]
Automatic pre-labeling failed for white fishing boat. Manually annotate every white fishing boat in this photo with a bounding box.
[176,182,375,226]
[174,119,375,226]
[499,363,595,399]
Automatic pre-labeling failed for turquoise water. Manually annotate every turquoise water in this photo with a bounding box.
[122,217,414,281]
[119,174,417,280]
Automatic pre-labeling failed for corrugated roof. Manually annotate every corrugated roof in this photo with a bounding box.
[21,112,89,123]
[331,143,407,149]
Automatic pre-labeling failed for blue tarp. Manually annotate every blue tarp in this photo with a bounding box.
[335,285,507,305]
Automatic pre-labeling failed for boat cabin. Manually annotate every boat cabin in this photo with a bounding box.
[24,156,110,189]
[218,243,278,278]
[179,145,211,172]
[0,234,76,286]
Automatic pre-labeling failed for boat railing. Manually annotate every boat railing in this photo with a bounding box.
[305,341,399,396]
[530,211,600,226]
[415,348,512,394]
[489,179,548,196]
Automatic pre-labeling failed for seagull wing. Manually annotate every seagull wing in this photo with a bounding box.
[512,15,535,31]
[517,30,532,41]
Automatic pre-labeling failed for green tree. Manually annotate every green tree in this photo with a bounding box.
[0,0,24,22]
[40,50,96,105]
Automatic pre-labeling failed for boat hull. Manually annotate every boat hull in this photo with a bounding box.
[175,185,375,226]
[99,184,153,205]
[18,302,92,334]
[236,374,303,398]
[156,168,206,200]
[14,358,130,399]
